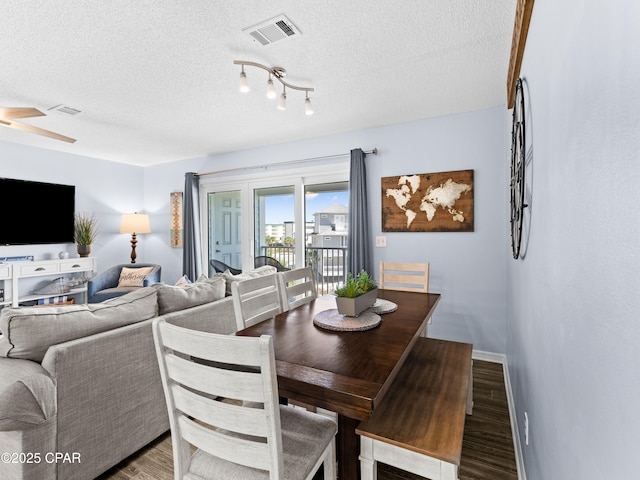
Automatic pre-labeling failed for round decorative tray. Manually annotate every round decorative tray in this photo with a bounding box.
[313,309,381,332]
[369,299,398,314]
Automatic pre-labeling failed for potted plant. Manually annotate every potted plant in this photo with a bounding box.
[74,213,99,257]
[335,270,378,317]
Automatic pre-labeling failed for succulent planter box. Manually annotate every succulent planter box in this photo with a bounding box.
[335,288,378,317]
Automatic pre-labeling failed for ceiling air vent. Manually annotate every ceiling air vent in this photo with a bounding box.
[48,104,82,116]
[243,14,300,46]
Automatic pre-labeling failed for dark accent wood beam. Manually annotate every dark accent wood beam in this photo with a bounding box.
[507,0,535,108]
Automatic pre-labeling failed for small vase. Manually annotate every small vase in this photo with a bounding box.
[336,288,378,317]
[77,244,91,257]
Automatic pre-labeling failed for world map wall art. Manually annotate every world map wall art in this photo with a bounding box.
[382,169,474,232]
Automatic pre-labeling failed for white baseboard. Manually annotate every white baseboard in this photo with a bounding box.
[472,349,527,480]
[472,349,505,363]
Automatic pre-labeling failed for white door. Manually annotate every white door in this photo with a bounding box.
[208,190,242,273]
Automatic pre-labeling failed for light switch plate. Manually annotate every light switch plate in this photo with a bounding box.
[375,236,387,247]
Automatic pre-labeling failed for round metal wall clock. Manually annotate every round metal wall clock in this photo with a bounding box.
[510,78,526,259]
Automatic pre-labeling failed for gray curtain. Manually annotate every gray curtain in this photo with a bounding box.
[347,148,372,277]
[183,172,202,281]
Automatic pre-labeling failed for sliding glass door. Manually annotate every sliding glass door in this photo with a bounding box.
[201,163,349,292]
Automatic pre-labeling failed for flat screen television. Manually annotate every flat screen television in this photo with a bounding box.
[1,177,76,245]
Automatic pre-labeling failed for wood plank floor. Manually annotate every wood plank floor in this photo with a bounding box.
[98,360,518,480]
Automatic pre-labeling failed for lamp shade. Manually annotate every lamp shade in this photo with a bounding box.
[305,97,314,115]
[277,92,287,111]
[266,77,277,99]
[120,213,151,234]
[239,70,250,93]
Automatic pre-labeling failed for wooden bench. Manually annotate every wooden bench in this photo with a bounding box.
[356,338,473,480]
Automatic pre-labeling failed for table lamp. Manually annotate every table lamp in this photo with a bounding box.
[120,213,151,264]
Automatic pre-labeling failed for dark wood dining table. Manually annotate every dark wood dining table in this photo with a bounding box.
[236,289,441,479]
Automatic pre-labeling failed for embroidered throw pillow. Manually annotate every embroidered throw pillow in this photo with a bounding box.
[117,266,154,287]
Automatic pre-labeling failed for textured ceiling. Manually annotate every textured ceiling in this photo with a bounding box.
[0,0,516,166]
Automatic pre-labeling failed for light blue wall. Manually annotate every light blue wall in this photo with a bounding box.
[365,110,508,353]
[0,142,146,269]
[508,1,640,478]
[144,106,508,353]
[0,104,508,358]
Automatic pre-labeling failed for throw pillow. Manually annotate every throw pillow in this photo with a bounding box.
[0,288,158,363]
[195,272,225,283]
[153,276,225,315]
[117,266,154,287]
[195,274,209,283]
[175,275,192,286]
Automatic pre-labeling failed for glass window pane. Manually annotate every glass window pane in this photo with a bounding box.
[254,186,295,270]
[304,181,349,294]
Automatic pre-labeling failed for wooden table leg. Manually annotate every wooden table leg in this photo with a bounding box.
[337,415,360,479]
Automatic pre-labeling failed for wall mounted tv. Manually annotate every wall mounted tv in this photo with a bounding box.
[1,177,76,245]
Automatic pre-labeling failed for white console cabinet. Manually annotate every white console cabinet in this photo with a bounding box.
[0,258,97,307]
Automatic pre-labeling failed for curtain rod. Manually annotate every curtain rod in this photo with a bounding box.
[196,148,377,177]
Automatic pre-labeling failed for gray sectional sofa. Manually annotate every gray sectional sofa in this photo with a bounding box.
[0,265,277,480]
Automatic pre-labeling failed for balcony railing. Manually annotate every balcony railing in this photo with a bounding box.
[260,246,348,295]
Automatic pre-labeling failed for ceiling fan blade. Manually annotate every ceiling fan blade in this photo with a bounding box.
[0,107,45,120]
[6,121,77,143]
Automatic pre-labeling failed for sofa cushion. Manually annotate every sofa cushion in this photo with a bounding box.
[153,276,225,315]
[0,287,158,362]
[118,266,154,287]
[87,286,140,303]
[221,265,277,296]
[0,357,56,430]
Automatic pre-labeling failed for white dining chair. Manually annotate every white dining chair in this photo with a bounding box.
[232,273,285,331]
[278,266,317,310]
[152,318,337,480]
[379,261,431,336]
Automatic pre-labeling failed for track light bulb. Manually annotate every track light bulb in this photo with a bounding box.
[278,91,287,111]
[266,77,277,99]
[305,96,314,116]
[239,69,249,93]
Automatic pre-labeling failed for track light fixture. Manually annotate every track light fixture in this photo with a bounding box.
[234,60,314,115]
